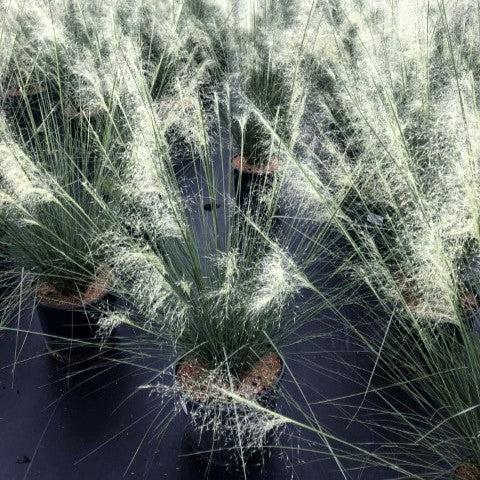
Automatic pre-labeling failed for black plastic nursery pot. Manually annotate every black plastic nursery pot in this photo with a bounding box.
[176,353,285,468]
[36,282,115,363]
[232,155,279,210]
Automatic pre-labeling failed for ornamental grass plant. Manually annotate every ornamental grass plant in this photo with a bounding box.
[0,0,362,469]
[4,0,480,478]
[0,122,108,307]
[0,0,341,465]
[280,0,480,477]
[0,0,137,323]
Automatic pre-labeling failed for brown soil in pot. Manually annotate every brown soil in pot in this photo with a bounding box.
[395,273,421,311]
[36,272,110,309]
[232,155,279,175]
[455,461,480,480]
[462,291,479,311]
[177,353,282,403]
[397,271,480,316]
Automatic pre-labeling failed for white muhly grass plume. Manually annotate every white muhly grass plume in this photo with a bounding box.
[283,156,346,224]
[357,87,480,325]
[249,250,305,315]
[105,37,145,105]
[0,142,34,194]
[109,242,188,333]
[316,1,443,201]
[97,311,130,339]
[186,401,284,453]
[10,0,63,47]
[68,51,108,113]
[125,195,183,241]
[0,0,65,84]
[119,96,185,239]
[300,1,480,329]
[57,0,145,113]
[122,68,169,179]
[404,223,459,324]
[0,142,56,207]
[155,73,213,157]
[399,74,480,323]
[210,250,240,301]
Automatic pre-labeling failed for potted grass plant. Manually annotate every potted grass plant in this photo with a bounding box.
[286,2,480,477]
[0,123,117,362]
[110,227,315,467]
[0,1,151,362]
[1,0,124,154]
[358,291,480,479]
[226,40,304,209]
[100,87,329,467]
[168,247,292,467]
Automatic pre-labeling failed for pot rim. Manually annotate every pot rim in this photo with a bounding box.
[231,155,279,175]
[36,288,110,311]
[175,352,285,410]
[36,271,112,310]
